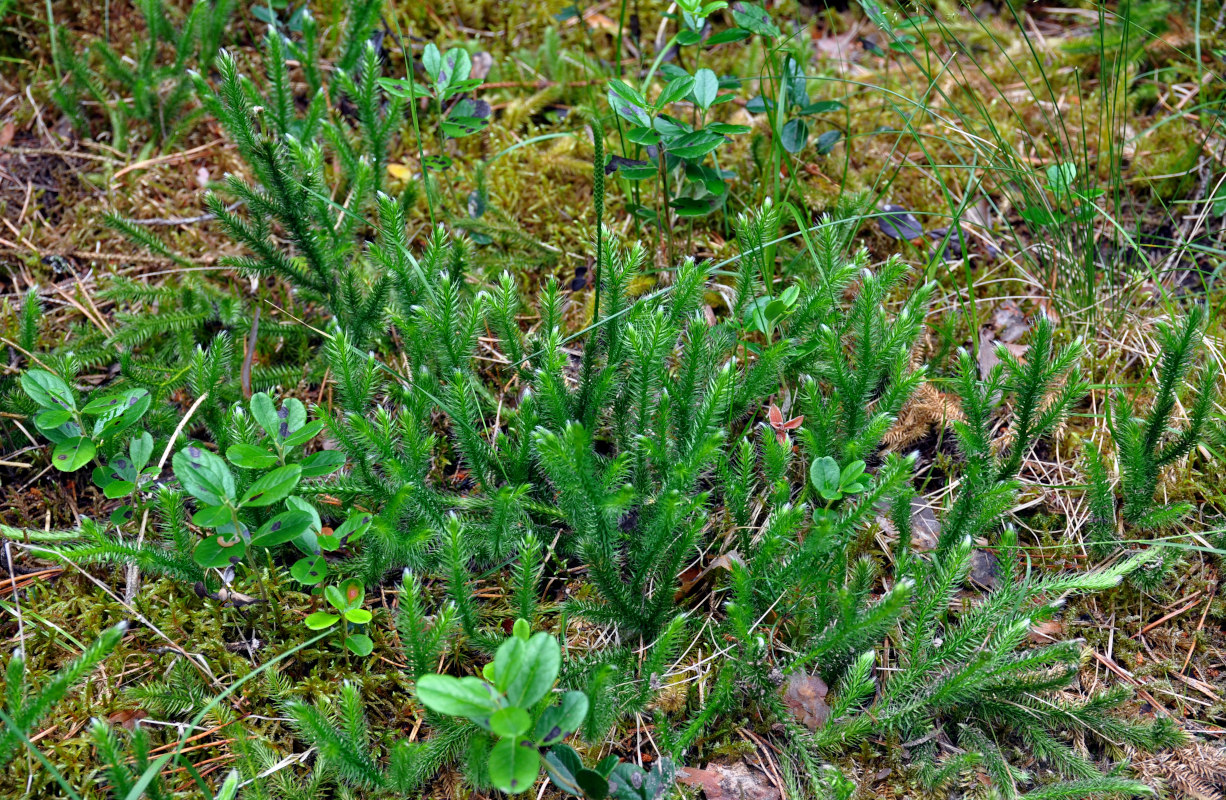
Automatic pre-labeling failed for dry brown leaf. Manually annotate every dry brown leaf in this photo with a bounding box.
[969,549,1001,590]
[677,762,781,800]
[782,671,830,730]
[992,301,1029,343]
[675,551,744,601]
[910,498,941,552]
[1029,620,1064,643]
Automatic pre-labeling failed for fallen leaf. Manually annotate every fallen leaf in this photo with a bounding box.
[910,497,940,552]
[782,671,830,730]
[969,549,1000,590]
[977,328,1001,378]
[1029,620,1063,643]
[675,551,744,601]
[678,762,781,800]
[470,51,493,82]
[107,708,148,730]
[387,163,415,182]
[584,10,619,31]
[991,301,1029,343]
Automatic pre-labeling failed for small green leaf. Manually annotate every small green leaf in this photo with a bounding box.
[839,460,867,492]
[226,444,278,470]
[810,456,842,501]
[286,497,322,555]
[52,437,95,472]
[437,47,472,93]
[608,80,651,127]
[327,578,364,611]
[535,691,589,745]
[815,129,842,155]
[249,509,314,548]
[415,674,499,718]
[490,707,532,738]
[625,126,662,146]
[665,130,725,160]
[319,510,373,551]
[764,298,789,323]
[129,432,154,473]
[304,611,339,630]
[325,584,346,611]
[91,390,151,439]
[655,75,695,109]
[282,420,325,447]
[345,634,374,656]
[1046,162,1077,196]
[20,369,75,411]
[299,449,347,478]
[344,608,373,624]
[35,408,72,429]
[675,28,702,46]
[422,43,442,81]
[489,736,540,795]
[671,197,715,217]
[193,533,246,569]
[731,3,780,38]
[576,769,611,800]
[441,116,490,139]
[290,555,327,585]
[706,122,750,135]
[543,744,584,794]
[239,464,301,508]
[249,393,280,440]
[81,393,129,415]
[504,632,561,708]
[192,504,234,529]
[215,769,240,800]
[103,480,137,499]
[173,445,235,506]
[780,118,809,153]
[692,68,718,110]
[619,164,658,181]
[799,100,844,115]
[705,27,750,46]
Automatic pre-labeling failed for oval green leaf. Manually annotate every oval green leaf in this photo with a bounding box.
[290,555,327,585]
[239,464,301,508]
[489,736,540,795]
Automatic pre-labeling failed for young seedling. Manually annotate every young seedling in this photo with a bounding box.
[415,619,591,794]
[305,577,375,657]
[21,369,151,473]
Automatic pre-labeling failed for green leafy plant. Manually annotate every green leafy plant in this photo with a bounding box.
[284,619,675,798]
[20,368,151,473]
[304,577,375,656]
[170,391,348,596]
[603,0,756,254]
[545,745,678,800]
[416,618,589,793]
[1018,162,1103,230]
[380,42,489,179]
